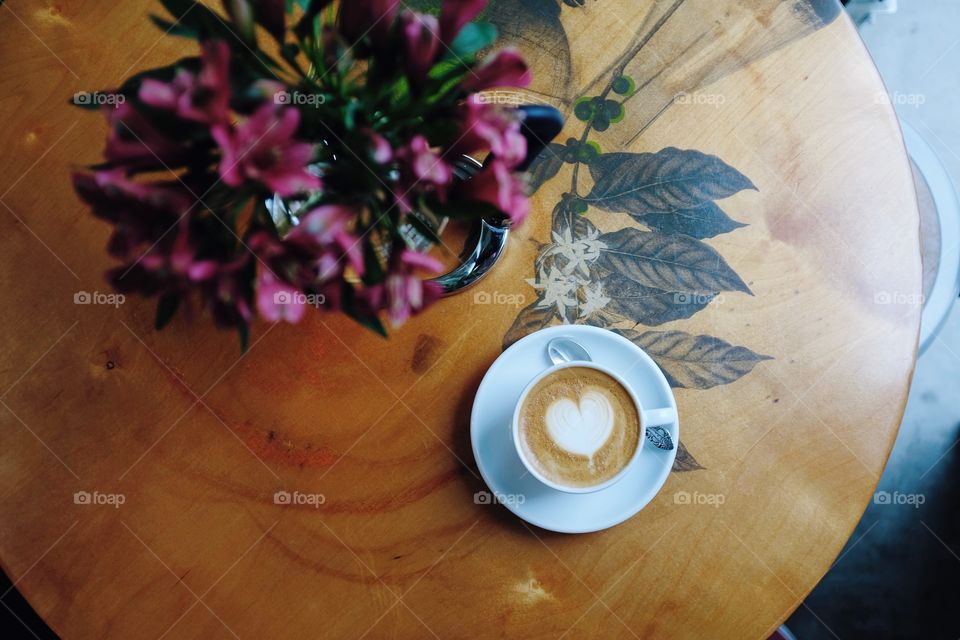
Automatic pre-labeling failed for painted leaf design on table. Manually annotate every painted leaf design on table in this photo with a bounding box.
[503,299,559,350]
[615,328,772,389]
[551,198,597,236]
[528,143,567,195]
[673,443,705,472]
[602,273,715,326]
[586,148,756,215]
[597,227,751,296]
[639,201,746,240]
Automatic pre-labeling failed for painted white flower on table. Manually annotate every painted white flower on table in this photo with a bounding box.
[541,226,605,277]
[527,226,609,322]
[526,266,584,322]
[578,281,610,320]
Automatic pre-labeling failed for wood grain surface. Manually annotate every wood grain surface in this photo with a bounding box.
[0,1,921,638]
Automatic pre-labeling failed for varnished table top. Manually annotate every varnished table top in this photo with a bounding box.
[0,1,920,638]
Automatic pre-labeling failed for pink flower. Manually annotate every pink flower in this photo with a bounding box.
[206,259,255,328]
[404,135,452,187]
[458,159,529,224]
[289,205,365,276]
[103,102,188,170]
[462,48,531,92]
[440,0,487,45]
[384,249,444,326]
[256,270,308,323]
[453,99,527,168]
[139,40,231,124]
[211,105,321,196]
[73,170,191,258]
[400,12,440,90]
[89,169,192,215]
[363,129,393,164]
[390,187,413,215]
[249,205,366,325]
[140,220,219,282]
[340,0,400,48]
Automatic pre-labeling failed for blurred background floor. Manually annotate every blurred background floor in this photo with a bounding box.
[787,4,960,638]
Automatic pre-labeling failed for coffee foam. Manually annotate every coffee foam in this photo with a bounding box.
[518,367,640,488]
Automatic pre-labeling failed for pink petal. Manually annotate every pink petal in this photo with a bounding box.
[188,261,218,281]
[265,170,322,197]
[463,49,531,92]
[279,141,317,169]
[440,0,487,44]
[139,79,177,109]
[211,125,243,186]
[401,249,443,273]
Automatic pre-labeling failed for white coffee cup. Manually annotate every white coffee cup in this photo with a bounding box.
[511,361,676,494]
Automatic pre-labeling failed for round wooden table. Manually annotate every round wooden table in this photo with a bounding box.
[0,1,921,638]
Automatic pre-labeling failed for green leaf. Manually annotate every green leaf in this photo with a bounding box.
[238,322,250,353]
[158,0,284,73]
[426,58,470,99]
[586,148,756,215]
[449,21,497,59]
[286,0,311,11]
[615,328,771,389]
[149,14,198,38]
[224,0,257,43]
[340,283,388,337]
[293,0,331,41]
[597,227,751,296]
[280,42,301,66]
[361,239,385,285]
[155,293,180,330]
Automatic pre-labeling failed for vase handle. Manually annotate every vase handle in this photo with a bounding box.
[431,105,564,295]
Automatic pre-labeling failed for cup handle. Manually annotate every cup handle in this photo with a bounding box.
[642,408,677,427]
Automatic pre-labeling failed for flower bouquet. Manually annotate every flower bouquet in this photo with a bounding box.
[72,0,550,347]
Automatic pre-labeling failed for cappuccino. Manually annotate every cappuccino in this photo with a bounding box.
[517,366,640,489]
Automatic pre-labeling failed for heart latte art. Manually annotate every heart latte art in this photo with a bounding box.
[518,367,641,489]
[545,392,615,459]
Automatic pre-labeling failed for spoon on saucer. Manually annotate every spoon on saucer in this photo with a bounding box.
[545,336,676,451]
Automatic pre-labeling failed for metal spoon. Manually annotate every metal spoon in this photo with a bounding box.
[545,337,676,451]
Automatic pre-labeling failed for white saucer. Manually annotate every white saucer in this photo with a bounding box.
[470,325,679,534]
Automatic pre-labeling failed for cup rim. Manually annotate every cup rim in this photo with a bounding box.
[511,361,646,494]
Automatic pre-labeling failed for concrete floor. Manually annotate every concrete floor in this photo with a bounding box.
[786,2,960,638]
